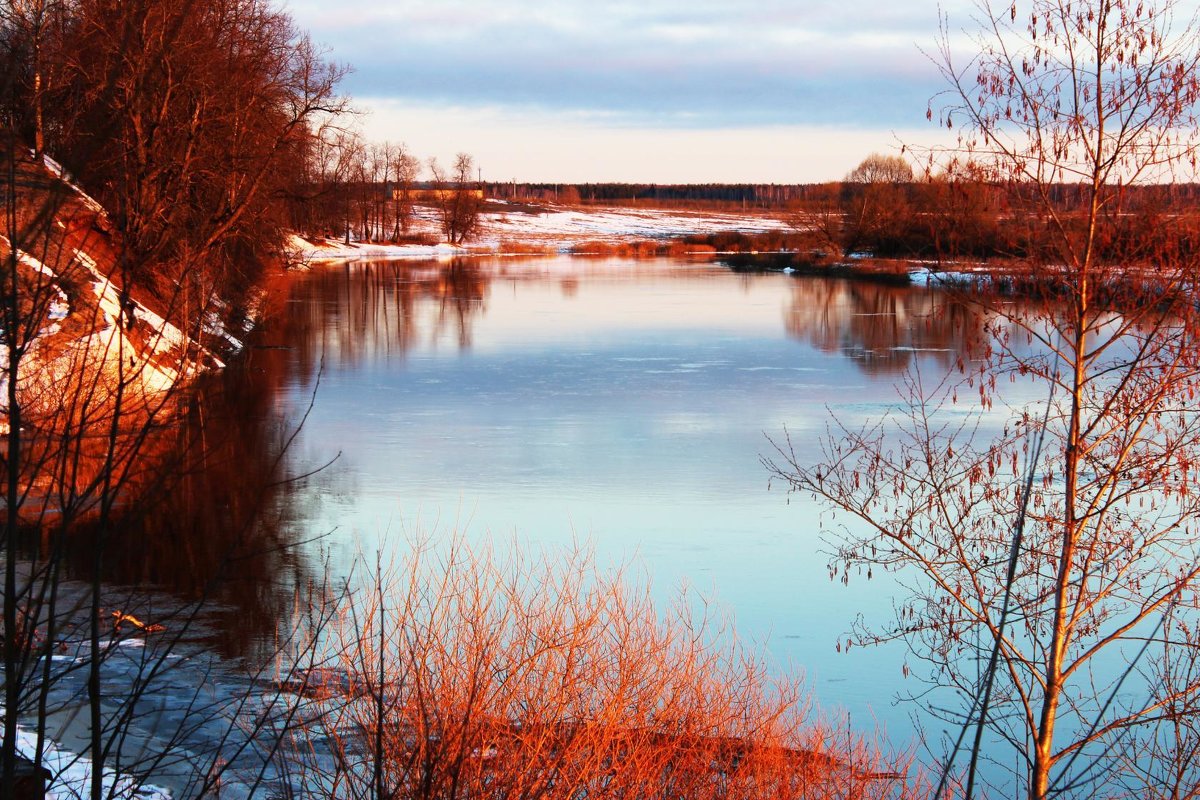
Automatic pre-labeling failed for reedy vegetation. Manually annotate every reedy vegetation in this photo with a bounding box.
[275,539,914,800]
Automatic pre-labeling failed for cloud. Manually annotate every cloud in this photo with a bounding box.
[353,99,954,183]
[295,0,970,129]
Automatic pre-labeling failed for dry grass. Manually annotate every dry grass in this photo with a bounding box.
[275,538,918,800]
[567,239,719,258]
[494,239,560,256]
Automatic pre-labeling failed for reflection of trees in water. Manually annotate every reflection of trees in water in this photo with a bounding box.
[23,340,314,662]
[435,261,490,349]
[783,279,981,374]
[277,259,491,380]
[53,265,990,660]
[53,260,494,660]
[127,365,311,660]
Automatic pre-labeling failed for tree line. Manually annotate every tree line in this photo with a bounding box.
[1,0,353,334]
[790,153,1200,265]
[2,0,494,335]
[283,129,484,247]
[486,167,1200,269]
[487,182,818,206]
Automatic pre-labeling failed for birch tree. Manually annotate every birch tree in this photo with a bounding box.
[768,1,1200,798]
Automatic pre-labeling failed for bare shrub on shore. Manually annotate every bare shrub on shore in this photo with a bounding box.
[770,1,1200,797]
[281,538,916,800]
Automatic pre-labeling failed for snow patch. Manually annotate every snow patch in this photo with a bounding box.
[73,249,194,392]
[39,153,106,215]
[908,267,994,289]
[8,719,172,800]
[8,247,70,328]
[288,236,468,262]
[290,204,793,262]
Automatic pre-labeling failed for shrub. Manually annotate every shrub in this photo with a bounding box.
[278,538,911,800]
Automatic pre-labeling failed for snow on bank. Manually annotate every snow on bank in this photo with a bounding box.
[9,247,70,327]
[71,248,196,391]
[289,234,466,262]
[907,265,993,288]
[2,150,235,423]
[8,717,171,800]
[40,153,106,215]
[289,203,793,262]
[0,238,198,438]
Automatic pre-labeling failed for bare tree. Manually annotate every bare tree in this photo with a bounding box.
[0,0,350,797]
[839,153,914,257]
[389,144,420,240]
[0,0,66,161]
[44,0,348,317]
[916,162,1006,265]
[428,153,483,246]
[785,183,844,261]
[768,2,1200,798]
[846,154,914,185]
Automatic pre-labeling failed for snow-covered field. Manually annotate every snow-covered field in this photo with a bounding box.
[478,202,790,245]
[292,201,793,261]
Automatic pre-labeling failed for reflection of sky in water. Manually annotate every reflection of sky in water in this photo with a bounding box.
[275,259,1003,746]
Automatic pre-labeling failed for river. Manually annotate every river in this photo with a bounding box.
[158,255,993,743]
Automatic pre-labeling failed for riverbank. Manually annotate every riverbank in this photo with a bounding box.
[285,201,1007,291]
[1,153,243,421]
[4,172,948,798]
[288,201,795,261]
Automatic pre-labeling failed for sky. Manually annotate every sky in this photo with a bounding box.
[285,0,973,183]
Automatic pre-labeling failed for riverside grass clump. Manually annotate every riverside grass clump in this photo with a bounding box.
[274,538,916,800]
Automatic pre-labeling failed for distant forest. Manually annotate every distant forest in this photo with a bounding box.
[483,170,1200,264]
[486,180,1200,209]
[487,182,815,206]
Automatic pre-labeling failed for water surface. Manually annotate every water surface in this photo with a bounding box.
[236,256,987,743]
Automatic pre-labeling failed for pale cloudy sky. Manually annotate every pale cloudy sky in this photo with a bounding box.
[286,1,972,183]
